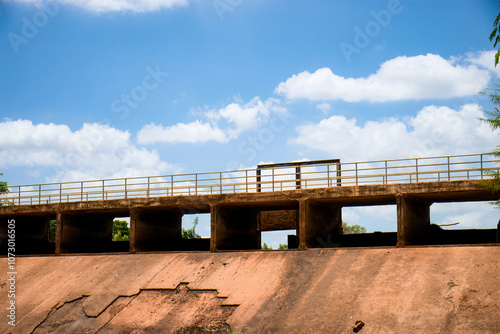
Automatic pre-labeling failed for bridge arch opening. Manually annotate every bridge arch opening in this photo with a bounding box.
[1,214,57,255]
[258,209,298,250]
[428,201,499,245]
[180,213,211,251]
[260,230,297,250]
[110,216,131,252]
[338,205,398,247]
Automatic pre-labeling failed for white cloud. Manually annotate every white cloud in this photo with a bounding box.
[137,120,229,144]
[316,103,332,114]
[0,120,176,182]
[275,54,490,102]
[431,202,498,229]
[208,97,270,137]
[290,103,496,162]
[8,0,188,13]
[137,97,283,145]
[343,206,397,232]
[465,50,500,77]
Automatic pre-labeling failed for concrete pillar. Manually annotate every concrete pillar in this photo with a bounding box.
[55,212,62,255]
[396,195,431,247]
[131,208,182,252]
[211,205,260,251]
[59,213,114,253]
[1,215,55,255]
[298,200,342,249]
[496,221,499,243]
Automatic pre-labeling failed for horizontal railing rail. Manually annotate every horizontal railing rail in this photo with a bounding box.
[1,153,498,206]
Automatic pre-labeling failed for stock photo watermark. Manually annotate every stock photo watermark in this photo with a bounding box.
[111,65,169,120]
[8,1,60,54]
[59,63,168,170]
[213,0,242,21]
[226,108,295,170]
[339,0,404,63]
[6,219,17,327]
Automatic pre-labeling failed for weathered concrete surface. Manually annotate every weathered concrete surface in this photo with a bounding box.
[259,210,297,231]
[1,246,499,333]
[0,180,495,217]
[396,196,431,247]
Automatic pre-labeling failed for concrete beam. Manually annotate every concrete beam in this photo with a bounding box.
[211,205,260,251]
[396,195,431,247]
[59,213,114,254]
[259,210,297,231]
[1,215,55,255]
[298,200,342,249]
[130,208,182,252]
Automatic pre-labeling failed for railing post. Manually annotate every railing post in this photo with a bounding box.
[355,163,358,186]
[295,166,301,189]
[59,183,62,203]
[257,168,261,192]
[102,180,105,200]
[38,184,41,204]
[147,177,150,198]
[81,182,84,201]
[337,162,341,187]
[195,174,198,195]
[448,157,451,181]
[171,175,174,196]
[18,186,21,205]
[272,169,275,191]
[124,178,127,199]
[327,165,330,187]
[246,170,248,193]
[220,172,222,194]
[415,159,419,183]
[481,154,484,179]
[385,161,388,185]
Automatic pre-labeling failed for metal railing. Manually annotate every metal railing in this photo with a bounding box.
[1,153,498,206]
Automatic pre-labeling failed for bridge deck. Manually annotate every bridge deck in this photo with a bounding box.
[1,154,499,255]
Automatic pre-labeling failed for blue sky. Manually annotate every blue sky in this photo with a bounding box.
[1,0,500,247]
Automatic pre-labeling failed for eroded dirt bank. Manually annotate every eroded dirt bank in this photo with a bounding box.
[1,246,499,333]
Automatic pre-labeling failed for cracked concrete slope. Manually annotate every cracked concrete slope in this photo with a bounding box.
[1,247,500,333]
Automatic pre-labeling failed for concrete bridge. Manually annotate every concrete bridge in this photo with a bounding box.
[1,153,499,255]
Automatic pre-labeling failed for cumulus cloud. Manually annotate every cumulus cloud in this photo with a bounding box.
[7,0,188,13]
[137,97,285,145]
[316,103,332,114]
[275,54,490,102]
[465,50,500,77]
[137,120,228,144]
[431,202,498,229]
[290,104,496,162]
[0,120,176,182]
